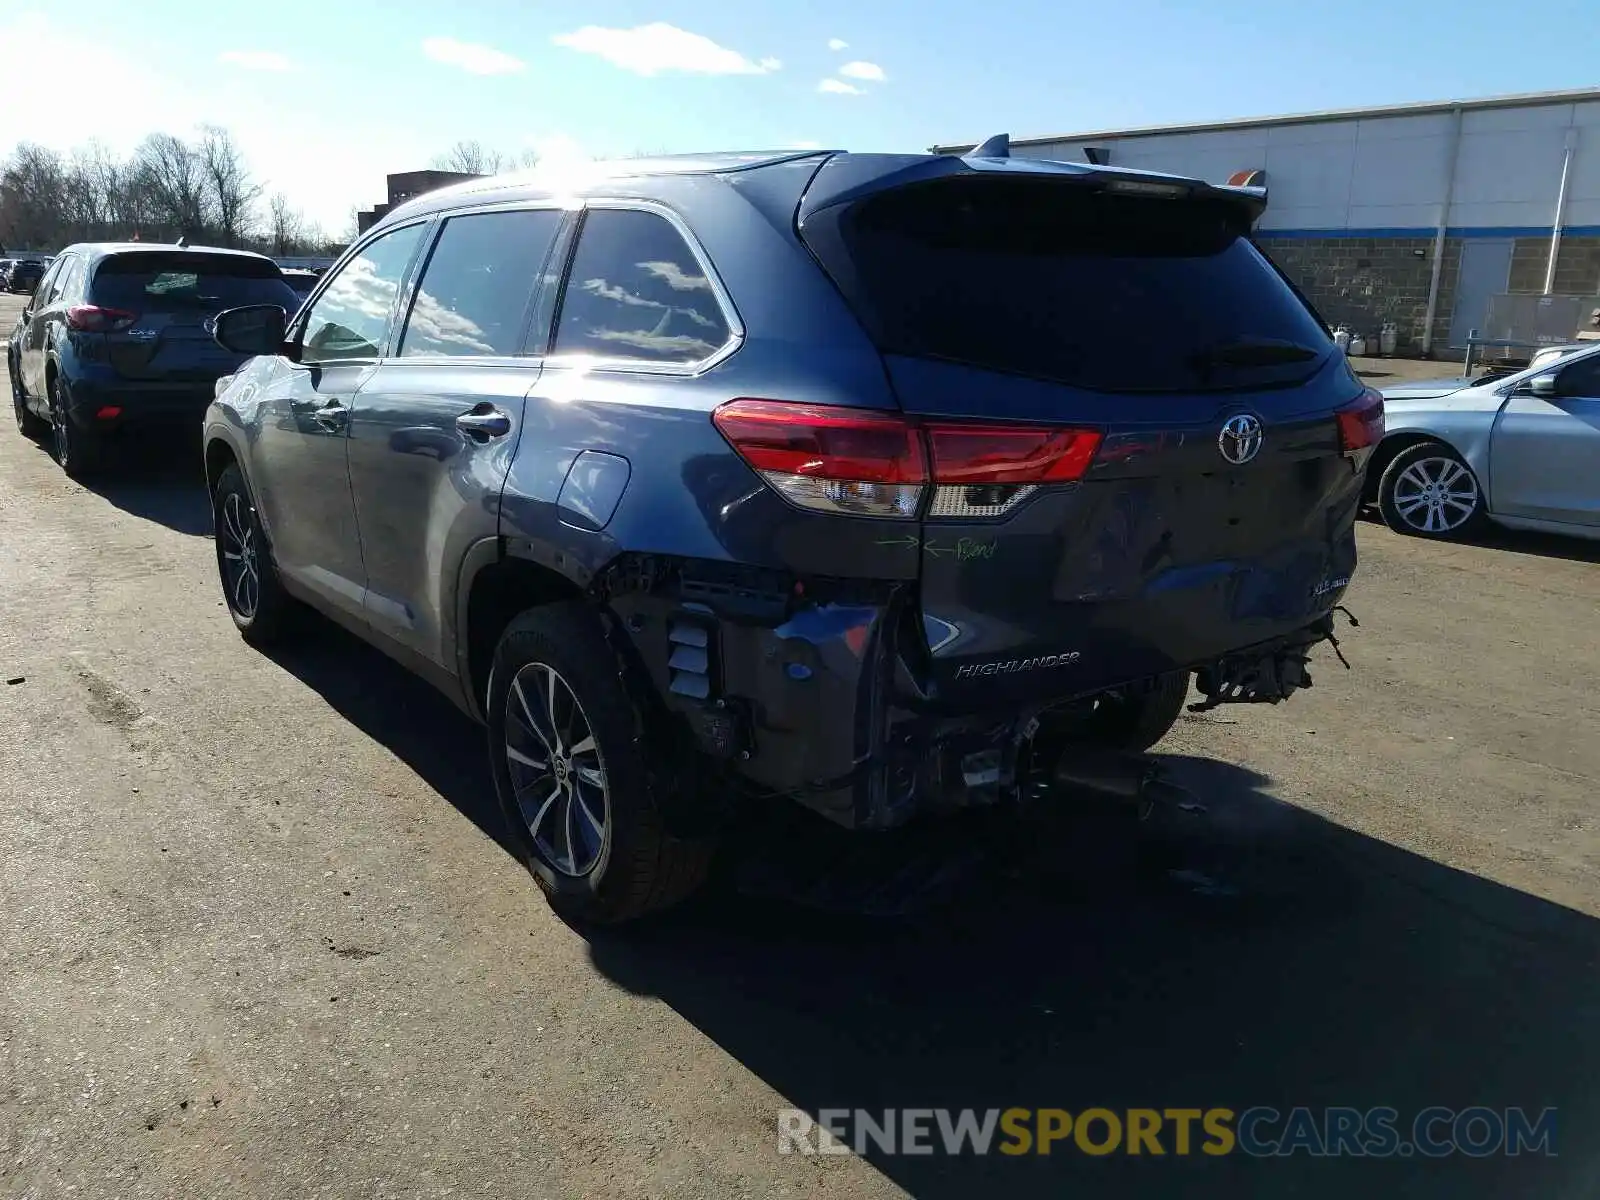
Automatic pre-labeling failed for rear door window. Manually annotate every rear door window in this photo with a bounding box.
[802,176,1331,394]
[551,208,731,366]
[398,208,563,358]
[90,254,298,312]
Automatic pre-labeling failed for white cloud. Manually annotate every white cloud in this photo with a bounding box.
[421,37,525,76]
[818,78,864,96]
[553,23,781,76]
[838,60,886,82]
[219,50,294,72]
[828,38,848,51]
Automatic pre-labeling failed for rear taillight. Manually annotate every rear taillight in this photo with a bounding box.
[1336,387,1385,452]
[65,305,138,333]
[926,424,1102,484]
[711,400,926,518]
[712,399,1102,520]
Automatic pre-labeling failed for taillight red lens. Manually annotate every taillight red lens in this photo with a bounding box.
[926,424,1103,484]
[65,304,138,333]
[713,399,1103,519]
[1337,387,1385,452]
[711,400,927,482]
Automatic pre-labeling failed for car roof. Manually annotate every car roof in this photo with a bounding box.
[376,144,1261,231]
[384,150,831,220]
[55,242,279,265]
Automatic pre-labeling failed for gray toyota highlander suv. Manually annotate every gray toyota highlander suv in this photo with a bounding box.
[204,144,1379,924]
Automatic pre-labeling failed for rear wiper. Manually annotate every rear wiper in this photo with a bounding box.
[1188,338,1321,367]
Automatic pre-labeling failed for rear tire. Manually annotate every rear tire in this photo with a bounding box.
[9,352,48,439]
[213,463,293,645]
[1078,671,1191,753]
[48,373,103,479]
[487,602,712,925]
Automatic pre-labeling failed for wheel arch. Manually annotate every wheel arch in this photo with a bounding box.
[1365,431,1452,503]
[204,436,240,495]
[457,541,590,723]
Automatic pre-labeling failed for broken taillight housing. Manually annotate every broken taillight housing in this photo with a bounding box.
[712,398,1102,519]
[1336,387,1386,453]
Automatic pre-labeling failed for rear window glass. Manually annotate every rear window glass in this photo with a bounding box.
[91,254,297,311]
[803,177,1330,393]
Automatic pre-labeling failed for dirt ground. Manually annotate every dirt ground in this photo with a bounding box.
[3,290,1598,1197]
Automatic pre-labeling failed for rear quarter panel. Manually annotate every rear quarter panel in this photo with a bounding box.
[496,174,923,584]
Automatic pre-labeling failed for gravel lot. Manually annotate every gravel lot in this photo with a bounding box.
[3,286,1599,1198]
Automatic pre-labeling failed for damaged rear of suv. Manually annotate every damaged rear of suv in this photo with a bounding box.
[205,142,1380,924]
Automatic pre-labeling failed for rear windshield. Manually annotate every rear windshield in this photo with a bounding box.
[91,253,298,311]
[803,176,1331,394]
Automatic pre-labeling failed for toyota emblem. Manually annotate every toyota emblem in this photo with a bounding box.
[1218,413,1264,465]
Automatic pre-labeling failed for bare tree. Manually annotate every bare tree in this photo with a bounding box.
[0,143,69,248]
[1,125,343,253]
[430,140,506,175]
[267,192,306,255]
[198,125,262,246]
[133,132,212,240]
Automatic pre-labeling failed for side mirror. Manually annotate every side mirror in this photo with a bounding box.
[213,304,291,358]
[1529,375,1558,398]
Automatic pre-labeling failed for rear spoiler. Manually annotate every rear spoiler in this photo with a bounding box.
[798,138,1269,225]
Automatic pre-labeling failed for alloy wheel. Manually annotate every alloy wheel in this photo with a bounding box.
[503,662,609,877]
[1390,455,1479,535]
[219,491,261,619]
[49,379,71,467]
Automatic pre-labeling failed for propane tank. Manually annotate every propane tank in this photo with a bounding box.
[1349,331,1368,357]
[1380,322,1399,357]
[1333,326,1352,352]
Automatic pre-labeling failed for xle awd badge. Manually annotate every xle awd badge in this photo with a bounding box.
[1218,414,1264,465]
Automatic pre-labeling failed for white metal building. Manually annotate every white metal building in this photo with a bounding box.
[935,87,1600,356]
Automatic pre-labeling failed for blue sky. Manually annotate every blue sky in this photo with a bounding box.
[4,0,1595,233]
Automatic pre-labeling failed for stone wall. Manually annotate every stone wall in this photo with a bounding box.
[1506,234,1600,297]
[1256,236,1462,356]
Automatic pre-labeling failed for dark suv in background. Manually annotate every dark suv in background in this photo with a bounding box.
[205,145,1381,925]
[8,243,301,476]
[5,259,45,294]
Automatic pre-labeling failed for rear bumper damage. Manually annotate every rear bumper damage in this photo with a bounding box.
[600,555,1358,833]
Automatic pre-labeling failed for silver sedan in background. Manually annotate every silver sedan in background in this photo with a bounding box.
[1369,342,1600,541]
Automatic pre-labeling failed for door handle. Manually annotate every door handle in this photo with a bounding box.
[456,408,512,439]
[292,398,349,430]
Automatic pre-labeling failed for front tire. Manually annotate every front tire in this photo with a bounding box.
[487,602,711,925]
[213,462,292,644]
[10,353,48,439]
[1378,441,1485,539]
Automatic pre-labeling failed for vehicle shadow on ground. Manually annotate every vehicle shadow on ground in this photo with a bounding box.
[1361,510,1600,565]
[245,609,1600,1196]
[257,611,521,858]
[76,434,213,537]
[1473,525,1600,565]
[586,758,1600,1199]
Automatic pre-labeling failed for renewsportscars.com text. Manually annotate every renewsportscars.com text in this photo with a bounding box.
[778,1106,1556,1158]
